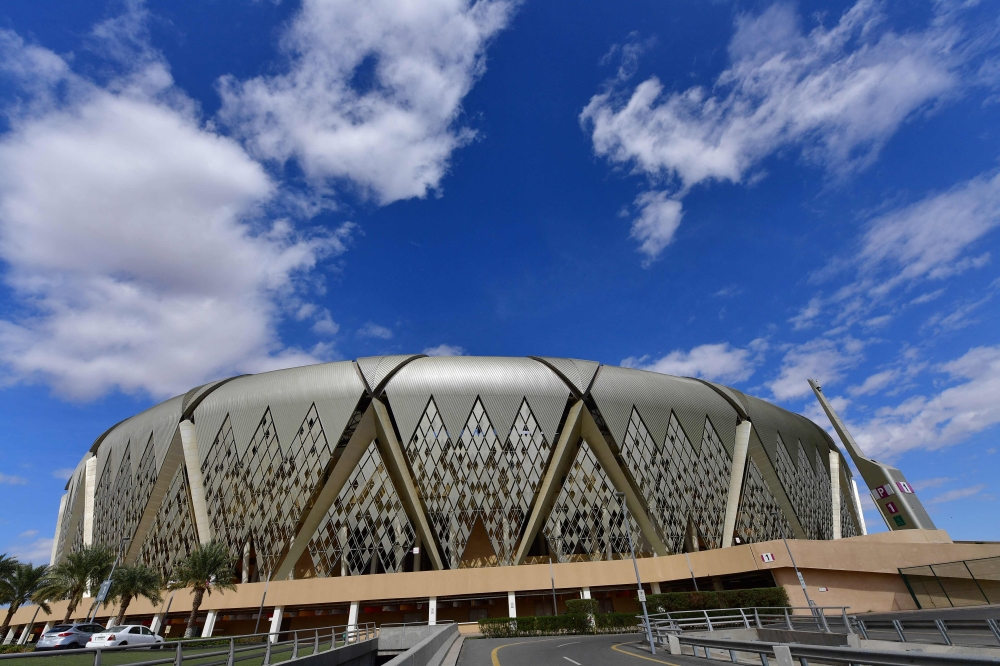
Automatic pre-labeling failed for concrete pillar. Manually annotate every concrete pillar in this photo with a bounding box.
[428,597,437,625]
[340,526,349,576]
[150,614,164,635]
[348,601,359,640]
[106,617,115,629]
[41,622,53,637]
[201,610,217,637]
[852,479,868,535]
[50,493,68,565]
[830,450,842,540]
[507,592,517,618]
[83,456,97,546]
[2,628,15,645]
[651,581,661,594]
[16,625,31,645]
[412,537,421,572]
[179,420,212,544]
[242,542,251,583]
[774,645,794,666]
[268,607,283,643]
[722,420,751,548]
[581,587,591,599]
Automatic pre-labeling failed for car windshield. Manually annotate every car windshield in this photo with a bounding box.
[106,627,128,632]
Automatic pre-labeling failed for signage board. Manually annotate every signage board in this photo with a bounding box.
[637,590,646,603]
[95,579,113,603]
[896,481,913,493]
[761,552,775,563]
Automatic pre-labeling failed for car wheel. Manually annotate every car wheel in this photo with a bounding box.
[119,641,128,646]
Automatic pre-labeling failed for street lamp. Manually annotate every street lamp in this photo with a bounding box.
[615,492,656,655]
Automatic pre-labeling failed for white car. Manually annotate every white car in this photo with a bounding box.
[86,625,164,649]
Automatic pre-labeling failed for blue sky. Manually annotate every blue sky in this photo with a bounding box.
[1,0,999,562]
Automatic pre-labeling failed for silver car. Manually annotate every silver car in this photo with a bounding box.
[35,623,105,650]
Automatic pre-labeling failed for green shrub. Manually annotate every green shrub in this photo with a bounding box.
[644,587,789,614]
[0,645,33,654]
[478,615,590,638]
[564,598,599,616]
[593,612,639,633]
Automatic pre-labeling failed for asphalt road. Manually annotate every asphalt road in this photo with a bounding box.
[456,634,712,666]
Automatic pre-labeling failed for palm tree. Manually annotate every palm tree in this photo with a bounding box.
[41,545,115,623]
[107,564,163,626]
[0,553,17,584]
[168,541,237,637]
[0,563,51,642]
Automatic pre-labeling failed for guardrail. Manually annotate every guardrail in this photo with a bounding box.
[855,617,1000,647]
[646,606,856,635]
[0,622,377,666]
[670,634,1000,665]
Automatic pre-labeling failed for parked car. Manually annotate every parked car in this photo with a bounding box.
[86,625,164,649]
[35,623,106,650]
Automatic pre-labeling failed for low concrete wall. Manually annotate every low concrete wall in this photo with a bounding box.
[379,625,445,651]
[284,637,379,666]
[383,624,459,666]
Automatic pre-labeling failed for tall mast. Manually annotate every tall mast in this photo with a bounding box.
[808,379,936,531]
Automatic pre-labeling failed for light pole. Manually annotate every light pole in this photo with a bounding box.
[616,492,655,655]
[770,511,817,613]
[89,537,130,623]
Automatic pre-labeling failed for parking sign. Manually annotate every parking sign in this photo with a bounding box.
[761,552,775,563]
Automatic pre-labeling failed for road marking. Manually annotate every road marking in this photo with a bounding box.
[557,641,580,647]
[563,658,581,665]
[490,637,562,666]
[611,642,682,666]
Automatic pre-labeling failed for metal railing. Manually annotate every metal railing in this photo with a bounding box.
[667,633,1000,665]
[0,622,377,666]
[645,606,856,636]
[899,554,1000,609]
[855,616,1000,648]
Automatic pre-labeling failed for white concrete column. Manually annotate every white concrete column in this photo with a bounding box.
[179,420,212,544]
[41,622,53,636]
[150,614,164,635]
[412,537,421,572]
[507,592,517,618]
[722,420,751,548]
[201,610,217,637]
[268,607,283,643]
[851,479,868,535]
[106,617,116,629]
[347,601,359,640]
[83,456,97,546]
[340,526,349,576]
[650,581,661,594]
[2,628,15,645]
[50,494,68,565]
[242,542,251,583]
[427,597,436,625]
[830,450,842,540]
[16,625,31,645]
[581,587,591,599]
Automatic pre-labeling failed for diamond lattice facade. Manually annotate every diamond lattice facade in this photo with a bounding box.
[51,355,864,581]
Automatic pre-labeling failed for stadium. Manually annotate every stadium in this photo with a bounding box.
[14,354,996,639]
[52,355,863,582]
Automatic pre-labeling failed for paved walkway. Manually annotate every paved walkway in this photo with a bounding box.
[455,633,707,666]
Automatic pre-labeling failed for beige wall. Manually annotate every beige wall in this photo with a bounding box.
[13,529,1000,626]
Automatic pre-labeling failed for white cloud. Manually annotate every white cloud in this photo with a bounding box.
[51,468,75,480]
[852,345,1000,458]
[768,336,864,400]
[358,322,393,339]
[6,537,54,565]
[911,476,955,491]
[18,529,38,539]
[790,297,823,330]
[423,343,465,356]
[311,312,340,336]
[848,369,898,396]
[0,473,27,485]
[629,191,683,264]
[582,0,970,260]
[860,171,1000,292]
[927,483,987,504]
[219,0,516,205]
[622,342,758,383]
[0,21,349,400]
